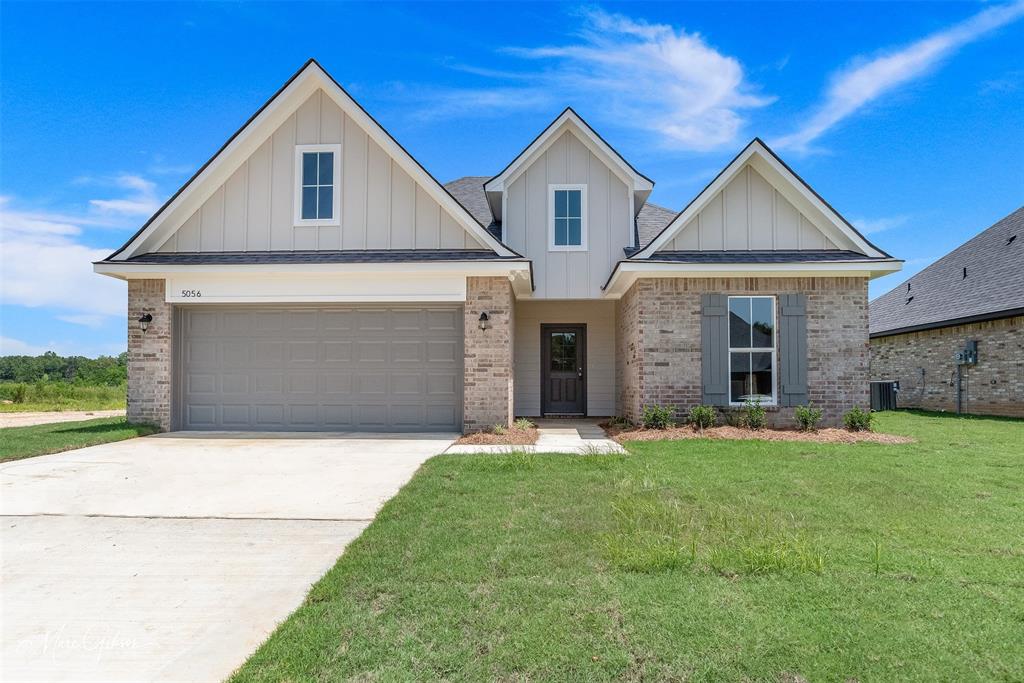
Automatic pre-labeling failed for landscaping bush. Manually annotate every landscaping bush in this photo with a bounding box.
[608,415,632,429]
[492,423,507,435]
[641,404,675,429]
[843,406,873,432]
[513,417,535,431]
[794,403,823,431]
[688,404,718,432]
[741,398,767,430]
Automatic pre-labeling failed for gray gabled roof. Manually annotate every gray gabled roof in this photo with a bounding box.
[444,176,502,240]
[869,206,1024,337]
[647,250,877,264]
[121,250,521,265]
[635,202,676,249]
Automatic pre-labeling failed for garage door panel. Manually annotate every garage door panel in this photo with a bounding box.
[178,306,462,431]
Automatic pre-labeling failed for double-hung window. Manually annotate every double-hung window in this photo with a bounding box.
[549,184,586,250]
[294,144,341,226]
[728,296,776,404]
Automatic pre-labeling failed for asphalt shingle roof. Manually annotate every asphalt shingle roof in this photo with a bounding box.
[635,203,678,248]
[123,250,519,265]
[869,206,1024,336]
[648,250,877,264]
[444,176,501,240]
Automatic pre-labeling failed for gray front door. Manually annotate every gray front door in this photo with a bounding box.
[175,305,463,432]
[541,324,587,416]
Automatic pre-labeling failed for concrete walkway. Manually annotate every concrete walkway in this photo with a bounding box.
[446,419,625,454]
[0,409,126,429]
[1,431,455,683]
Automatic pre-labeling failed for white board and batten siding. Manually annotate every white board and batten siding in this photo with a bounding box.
[503,130,631,299]
[157,89,485,254]
[659,166,840,252]
[514,300,616,416]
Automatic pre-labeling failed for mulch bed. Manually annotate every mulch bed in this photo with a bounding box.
[455,425,538,446]
[601,422,915,445]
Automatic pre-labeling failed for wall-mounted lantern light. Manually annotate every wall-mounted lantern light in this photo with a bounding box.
[138,313,153,332]
[478,312,490,330]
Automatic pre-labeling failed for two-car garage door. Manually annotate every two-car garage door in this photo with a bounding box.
[175,306,463,432]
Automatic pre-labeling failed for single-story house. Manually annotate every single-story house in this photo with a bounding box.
[95,59,902,432]
[869,207,1023,417]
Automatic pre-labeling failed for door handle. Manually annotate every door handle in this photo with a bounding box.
[577,368,583,378]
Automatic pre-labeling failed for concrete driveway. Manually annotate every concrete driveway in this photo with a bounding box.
[0,431,455,683]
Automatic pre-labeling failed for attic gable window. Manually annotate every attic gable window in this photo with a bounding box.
[549,184,587,251]
[294,144,341,226]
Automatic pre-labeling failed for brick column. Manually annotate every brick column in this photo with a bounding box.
[127,279,173,431]
[463,276,514,431]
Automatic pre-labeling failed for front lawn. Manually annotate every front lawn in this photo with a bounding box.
[233,411,1024,682]
[0,417,159,462]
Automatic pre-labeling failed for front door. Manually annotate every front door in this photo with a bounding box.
[541,324,586,416]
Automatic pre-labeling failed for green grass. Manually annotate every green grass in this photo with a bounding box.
[0,381,127,412]
[233,411,1024,682]
[0,417,158,462]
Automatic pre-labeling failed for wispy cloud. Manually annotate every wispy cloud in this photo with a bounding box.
[0,196,127,321]
[416,8,771,150]
[851,215,910,235]
[88,174,162,216]
[776,2,1024,151]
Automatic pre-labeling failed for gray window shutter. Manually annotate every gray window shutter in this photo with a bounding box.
[779,293,808,406]
[701,294,729,406]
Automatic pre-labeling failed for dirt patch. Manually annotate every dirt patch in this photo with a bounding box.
[602,422,914,445]
[456,425,538,446]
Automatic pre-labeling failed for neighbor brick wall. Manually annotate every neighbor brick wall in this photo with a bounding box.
[463,276,514,431]
[616,276,869,427]
[870,315,1024,417]
[127,279,173,431]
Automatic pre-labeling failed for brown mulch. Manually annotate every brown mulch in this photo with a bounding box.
[601,422,915,445]
[455,426,538,446]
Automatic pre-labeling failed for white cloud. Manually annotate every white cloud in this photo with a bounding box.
[851,215,909,235]
[427,8,771,150]
[0,336,49,356]
[776,2,1024,151]
[0,197,127,321]
[57,314,109,329]
[88,174,162,216]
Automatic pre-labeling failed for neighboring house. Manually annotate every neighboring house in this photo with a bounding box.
[95,60,901,432]
[870,207,1024,417]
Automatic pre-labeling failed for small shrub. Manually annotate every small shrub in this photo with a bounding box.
[513,417,535,431]
[794,403,823,432]
[641,404,675,429]
[492,423,507,435]
[688,405,718,432]
[12,383,27,404]
[608,415,632,429]
[843,406,873,432]
[741,398,767,430]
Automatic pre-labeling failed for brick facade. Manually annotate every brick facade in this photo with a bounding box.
[463,276,515,430]
[616,276,870,427]
[127,279,173,431]
[869,315,1024,417]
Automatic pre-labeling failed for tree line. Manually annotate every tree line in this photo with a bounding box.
[0,351,128,385]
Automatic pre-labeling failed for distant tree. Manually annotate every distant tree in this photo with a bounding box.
[0,351,128,385]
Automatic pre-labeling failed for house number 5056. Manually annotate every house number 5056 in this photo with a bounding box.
[180,289,202,298]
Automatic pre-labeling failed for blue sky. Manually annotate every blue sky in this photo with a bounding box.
[2,1,1022,357]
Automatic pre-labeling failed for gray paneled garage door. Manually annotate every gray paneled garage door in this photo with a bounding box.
[175,306,463,432]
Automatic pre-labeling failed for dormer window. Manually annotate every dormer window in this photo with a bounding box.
[294,144,341,226]
[549,184,587,251]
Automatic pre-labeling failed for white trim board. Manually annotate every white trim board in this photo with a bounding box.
[106,60,517,261]
[632,139,889,259]
[483,109,653,222]
[601,259,903,298]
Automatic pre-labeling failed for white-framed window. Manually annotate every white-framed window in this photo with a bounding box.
[294,144,341,226]
[548,184,587,251]
[728,295,776,405]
